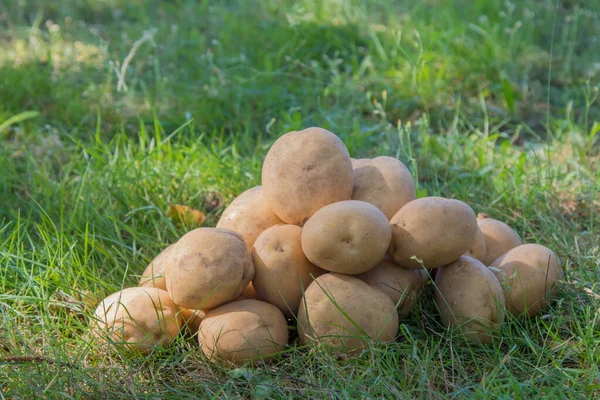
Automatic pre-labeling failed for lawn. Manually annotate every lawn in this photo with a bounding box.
[1,0,599,398]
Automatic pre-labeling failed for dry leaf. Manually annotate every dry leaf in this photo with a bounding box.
[167,203,206,226]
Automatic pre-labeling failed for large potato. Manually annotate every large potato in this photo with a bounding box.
[388,197,478,269]
[301,200,391,274]
[297,273,399,353]
[262,127,353,225]
[491,244,563,317]
[93,287,181,354]
[252,224,324,317]
[435,256,505,343]
[464,227,486,263]
[216,186,283,249]
[139,244,175,291]
[165,228,254,310]
[351,156,416,219]
[198,299,288,365]
[478,216,523,266]
[357,257,426,317]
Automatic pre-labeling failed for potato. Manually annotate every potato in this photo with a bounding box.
[351,156,416,219]
[491,244,563,317]
[252,225,324,317]
[478,216,523,266]
[357,257,426,317]
[297,273,399,352]
[165,228,254,310]
[435,256,505,343]
[216,186,283,249]
[237,282,257,300]
[198,299,288,365]
[301,200,391,274]
[388,197,478,269]
[465,227,486,263]
[138,244,174,291]
[179,308,206,334]
[92,287,181,354]
[262,127,353,225]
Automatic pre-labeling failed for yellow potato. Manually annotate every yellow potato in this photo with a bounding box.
[478,216,523,266]
[138,244,174,291]
[92,287,181,354]
[216,186,283,249]
[491,244,563,317]
[464,227,486,263]
[198,299,288,365]
[297,273,399,353]
[252,224,324,317]
[262,127,353,225]
[435,256,505,343]
[301,200,392,274]
[388,197,478,269]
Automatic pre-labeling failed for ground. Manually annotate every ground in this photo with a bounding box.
[1,0,599,398]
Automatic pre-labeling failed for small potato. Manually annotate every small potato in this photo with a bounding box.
[465,227,486,263]
[139,244,175,291]
[357,257,426,317]
[388,197,478,269]
[478,216,523,266]
[301,200,391,274]
[262,127,353,225]
[179,308,206,334]
[198,299,288,365]
[351,156,416,219]
[435,256,505,343]
[165,228,254,310]
[297,273,399,353]
[216,186,283,249]
[491,244,563,317]
[93,287,181,354]
[252,225,324,317]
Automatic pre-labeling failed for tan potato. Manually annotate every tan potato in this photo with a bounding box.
[262,127,353,225]
[179,308,206,334]
[297,273,399,353]
[491,244,563,317]
[301,200,391,274]
[252,224,324,317]
[357,257,426,317]
[478,216,523,266]
[435,256,505,343]
[237,282,257,300]
[165,228,254,310]
[465,227,486,263]
[351,157,372,168]
[92,287,181,354]
[216,186,283,249]
[198,299,288,365]
[138,244,175,291]
[388,197,478,269]
[352,156,416,219]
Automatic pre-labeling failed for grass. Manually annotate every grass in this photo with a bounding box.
[0,0,599,397]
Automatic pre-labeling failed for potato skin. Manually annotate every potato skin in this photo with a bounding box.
[297,273,399,353]
[356,257,426,317]
[301,200,392,275]
[198,299,288,365]
[388,197,478,269]
[352,156,416,219]
[165,228,254,310]
[262,127,353,225]
[139,244,175,291]
[216,186,283,249]
[252,225,324,317]
[93,287,181,354]
[478,217,523,266]
[435,256,505,343]
[491,244,563,317]
[465,227,487,263]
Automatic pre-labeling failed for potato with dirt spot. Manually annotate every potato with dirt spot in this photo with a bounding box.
[198,299,288,365]
[139,244,175,291]
[465,226,486,263]
[93,287,181,354]
[252,224,324,317]
[435,256,505,343]
[216,186,284,249]
[165,228,254,310]
[297,273,399,353]
[477,215,523,266]
[491,244,563,317]
[351,156,416,219]
[262,127,353,225]
[388,197,478,269]
[301,200,391,275]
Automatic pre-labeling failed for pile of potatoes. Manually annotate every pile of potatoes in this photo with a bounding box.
[92,127,564,365]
